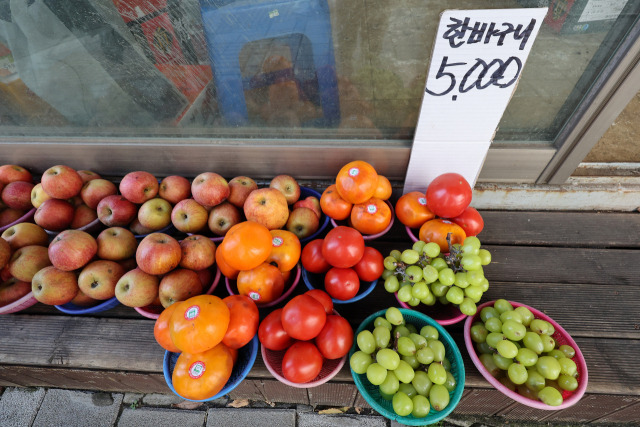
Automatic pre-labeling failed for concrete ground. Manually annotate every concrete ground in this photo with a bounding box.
[0,386,623,427]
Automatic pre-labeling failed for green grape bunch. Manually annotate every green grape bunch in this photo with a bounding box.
[381,235,492,316]
[471,299,581,407]
[350,308,456,418]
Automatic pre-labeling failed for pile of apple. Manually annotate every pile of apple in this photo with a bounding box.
[0,164,37,228]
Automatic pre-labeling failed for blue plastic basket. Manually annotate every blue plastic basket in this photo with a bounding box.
[163,335,259,402]
[350,308,465,426]
[55,296,120,315]
[301,266,377,304]
[298,186,330,244]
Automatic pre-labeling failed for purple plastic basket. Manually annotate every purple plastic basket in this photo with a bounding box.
[0,208,36,234]
[0,291,38,314]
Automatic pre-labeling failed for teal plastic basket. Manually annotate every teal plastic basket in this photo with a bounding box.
[350,308,465,426]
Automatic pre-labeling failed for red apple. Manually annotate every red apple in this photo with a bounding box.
[67,195,84,207]
[179,235,216,271]
[2,181,35,211]
[243,188,289,230]
[0,208,26,227]
[30,183,52,209]
[1,223,49,250]
[77,170,101,183]
[0,237,10,269]
[293,196,321,219]
[97,195,137,227]
[0,277,32,306]
[195,268,213,288]
[158,268,203,308]
[269,174,301,204]
[96,227,137,261]
[48,229,98,272]
[34,198,74,231]
[285,207,320,239]
[0,264,11,281]
[171,199,208,233]
[135,232,181,275]
[119,171,158,204]
[78,260,125,300]
[159,175,191,204]
[71,204,98,229]
[80,178,117,209]
[117,257,138,273]
[138,198,172,230]
[41,165,83,199]
[31,266,79,305]
[115,267,159,307]
[191,172,230,207]
[227,176,258,208]
[9,245,52,282]
[0,165,32,184]
[207,201,242,236]
[128,218,155,236]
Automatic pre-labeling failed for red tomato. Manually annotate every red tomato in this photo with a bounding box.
[353,247,384,282]
[419,218,466,253]
[222,295,259,349]
[395,191,435,228]
[321,226,365,268]
[281,294,327,340]
[324,267,360,301]
[305,289,333,315]
[282,341,324,383]
[315,315,354,359]
[258,308,293,351]
[450,206,484,236]
[426,173,472,218]
[301,239,332,274]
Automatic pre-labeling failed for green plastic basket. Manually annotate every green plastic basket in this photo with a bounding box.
[350,308,465,426]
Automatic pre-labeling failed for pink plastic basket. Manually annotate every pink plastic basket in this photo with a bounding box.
[0,291,38,314]
[134,266,221,319]
[464,300,588,410]
[329,200,395,241]
[225,263,301,308]
[405,225,420,242]
[0,208,36,234]
[261,310,346,388]
[395,293,468,326]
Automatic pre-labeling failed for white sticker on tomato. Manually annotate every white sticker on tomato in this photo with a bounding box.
[184,305,200,320]
[248,291,261,301]
[189,361,206,379]
[272,236,284,247]
[349,168,360,177]
[419,197,427,206]
[367,204,378,214]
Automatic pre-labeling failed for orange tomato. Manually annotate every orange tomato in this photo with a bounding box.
[264,230,300,272]
[172,342,234,400]
[350,197,392,235]
[335,160,379,204]
[222,295,259,349]
[373,175,392,200]
[236,262,285,303]
[169,295,230,354]
[153,303,181,353]
[215,247,239,280]
[395,191,436,229]
[218,221,272,271]
[320,184,352,220]
[418,218,466,253]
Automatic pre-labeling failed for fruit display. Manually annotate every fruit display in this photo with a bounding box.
[381,236,492,317]
[320,160,394,237]
[259,289,352,387]
[465,300,588,409]
[300,226,384,302]
[350,307,464,424]
[0,165,36,232]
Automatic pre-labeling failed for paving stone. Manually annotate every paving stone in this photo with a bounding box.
[122,393,144,405]
[32,388,123,427]
[0,387,46,427]
[298,411,388,427]
[297,404,314,413]
[142,392,185,406]
[206,408,296,427]
[117,407,205,427]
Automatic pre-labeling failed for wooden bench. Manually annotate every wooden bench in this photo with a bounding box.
[1,210,639,424]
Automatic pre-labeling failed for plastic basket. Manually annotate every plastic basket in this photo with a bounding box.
[405,225,420,243]
[261,309,347,388]
[135,266,222,319]
[0,208,35,234]
[464,300,588,410]
[55,295,120,315]
[394,294,467,326]
[302,266,377,304]
[0,291,38,314]
[330,200,395,241]
[351,308,465,426]
[163,335,258,402]
[225,263,301,308]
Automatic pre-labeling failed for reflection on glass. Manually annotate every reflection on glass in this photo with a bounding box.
[0,0,638,143]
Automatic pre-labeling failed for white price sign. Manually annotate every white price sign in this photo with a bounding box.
[404,8,547,193]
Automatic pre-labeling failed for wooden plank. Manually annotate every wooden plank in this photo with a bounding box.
[353,392,372,409]
[256,379,309,405]
[454,389,514,415]
[594,399,640,423]
[227,380,266,401]
[307,382,357,407]
[542,394,639,423]
[479,211,640,248]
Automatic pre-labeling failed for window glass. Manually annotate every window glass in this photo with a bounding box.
[0,0,638,143]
